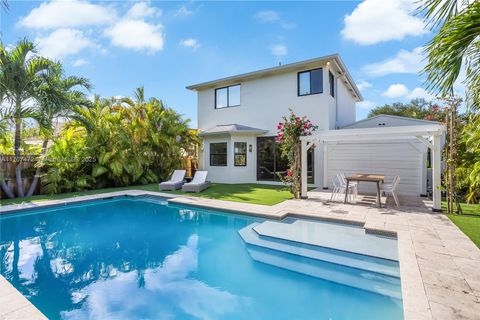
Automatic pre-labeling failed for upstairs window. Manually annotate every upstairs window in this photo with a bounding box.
[215,85,241,108]
[298,68,323,96]
[329,71,335,97]
[210,143,228,166]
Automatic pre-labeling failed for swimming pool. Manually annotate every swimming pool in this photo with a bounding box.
[0,196,403,319]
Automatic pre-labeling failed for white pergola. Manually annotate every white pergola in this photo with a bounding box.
[300,124,446,211]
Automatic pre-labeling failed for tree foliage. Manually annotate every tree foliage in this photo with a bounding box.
[40,88,199,194]
[419,0,480,203]
[367,99,445,121]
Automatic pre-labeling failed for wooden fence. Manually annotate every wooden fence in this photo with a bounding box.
[1,155,198,199]
[1,154,39,199]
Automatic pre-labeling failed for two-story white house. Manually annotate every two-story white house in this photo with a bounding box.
[187,54,446,211]
[186,54,362,187]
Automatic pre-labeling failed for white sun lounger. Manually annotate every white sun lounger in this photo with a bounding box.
[159,170,186,191]
[182,171,210,193]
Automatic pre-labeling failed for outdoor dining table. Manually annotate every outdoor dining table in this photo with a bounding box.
[344,173,385,207]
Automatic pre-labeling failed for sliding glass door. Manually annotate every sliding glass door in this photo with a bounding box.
[256,137,314,183]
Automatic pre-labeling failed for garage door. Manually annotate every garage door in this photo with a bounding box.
[327,141,426,196]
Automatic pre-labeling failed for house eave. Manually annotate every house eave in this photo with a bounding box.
[186,54,362,101]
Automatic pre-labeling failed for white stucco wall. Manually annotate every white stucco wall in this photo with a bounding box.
[197,66,341,134]
[201,134,258,184]
[336,79,356,128]
[195,65,358,186]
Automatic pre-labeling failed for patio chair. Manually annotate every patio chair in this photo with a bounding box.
[380,175,401,207]
[339,173,358,199]
[159,170,186,191]
[330,174,355,202]
[182,171,210,193]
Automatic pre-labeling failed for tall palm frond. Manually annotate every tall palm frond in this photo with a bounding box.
[422,1,480,110]
[418,0,470,28]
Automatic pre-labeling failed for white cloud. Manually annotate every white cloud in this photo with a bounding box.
[180,38,200,50]
[341,0,427,45]
[174,5,193,17]
[357,100,376,110]
[357,80,372,91]
[72,58,88,67]
[383,84,409,98]
[126,2,161,19]
[105,20,164,53]
[36,28,94,59]
[254,10,295,29]
[255,10,280,23]
[406,87,434,100]
[18,0,115,29]
[363,47,424,77]
[271,44,287,56]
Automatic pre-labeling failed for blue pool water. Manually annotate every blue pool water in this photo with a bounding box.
[0,196,403,319]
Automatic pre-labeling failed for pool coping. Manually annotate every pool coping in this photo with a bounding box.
[1,189,478,319]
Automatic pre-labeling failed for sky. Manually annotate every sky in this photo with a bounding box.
[1,0,453,127]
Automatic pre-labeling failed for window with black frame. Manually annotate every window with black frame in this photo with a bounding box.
[215,85,240,108]
[234,142,247,166]
[210,142,227,166]
[298,68,323,96]
[329,71,335,97]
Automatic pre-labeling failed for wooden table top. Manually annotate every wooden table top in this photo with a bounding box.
[345,173,385,182]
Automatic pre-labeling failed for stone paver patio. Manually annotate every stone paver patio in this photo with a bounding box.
[1,188,479,319]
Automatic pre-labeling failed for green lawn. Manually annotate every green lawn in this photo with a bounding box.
[162,183,292,205]
[1,183,292,207]
[444,202,480,248]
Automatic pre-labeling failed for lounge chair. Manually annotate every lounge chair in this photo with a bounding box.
[159,170,186,191]
[182,171,210,193]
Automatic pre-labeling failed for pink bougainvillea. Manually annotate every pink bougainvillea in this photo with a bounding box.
[276,109,318,199]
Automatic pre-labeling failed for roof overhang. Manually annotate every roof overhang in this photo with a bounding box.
[199,124,268,137]
[186,54,362,101]
[199,130,268,137]
[301,124,445,143]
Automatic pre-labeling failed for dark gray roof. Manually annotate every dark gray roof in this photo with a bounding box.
[199,124,268,137]
[342,114,441,129]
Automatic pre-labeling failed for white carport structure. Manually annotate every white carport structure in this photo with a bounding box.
[300,124,445,211]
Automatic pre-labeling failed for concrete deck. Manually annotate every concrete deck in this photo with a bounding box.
[1,188,479,319]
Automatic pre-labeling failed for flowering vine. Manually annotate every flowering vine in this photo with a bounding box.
[276,110,318,198]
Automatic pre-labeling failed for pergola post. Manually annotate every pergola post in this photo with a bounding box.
[301,139,308,198]
[432,134,442,212]
[323,142,328,189]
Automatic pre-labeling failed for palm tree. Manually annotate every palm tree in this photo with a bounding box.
[420,0,480,203]
[420,0,480,109]
[1,0,8,12]
[0,39,53,197]
[26,63,91,196]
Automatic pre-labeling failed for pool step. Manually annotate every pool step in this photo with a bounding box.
[245,244,402,299]
[253,218,398,261]
[239,224,400,278]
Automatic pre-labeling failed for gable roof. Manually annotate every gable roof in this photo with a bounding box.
[342,114,441,129]
[186,54,362,101]
[199,124,268,137]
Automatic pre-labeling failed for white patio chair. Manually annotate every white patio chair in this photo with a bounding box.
[380,175,401,207]
[339,173,358,199]
[330,174,355,202]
